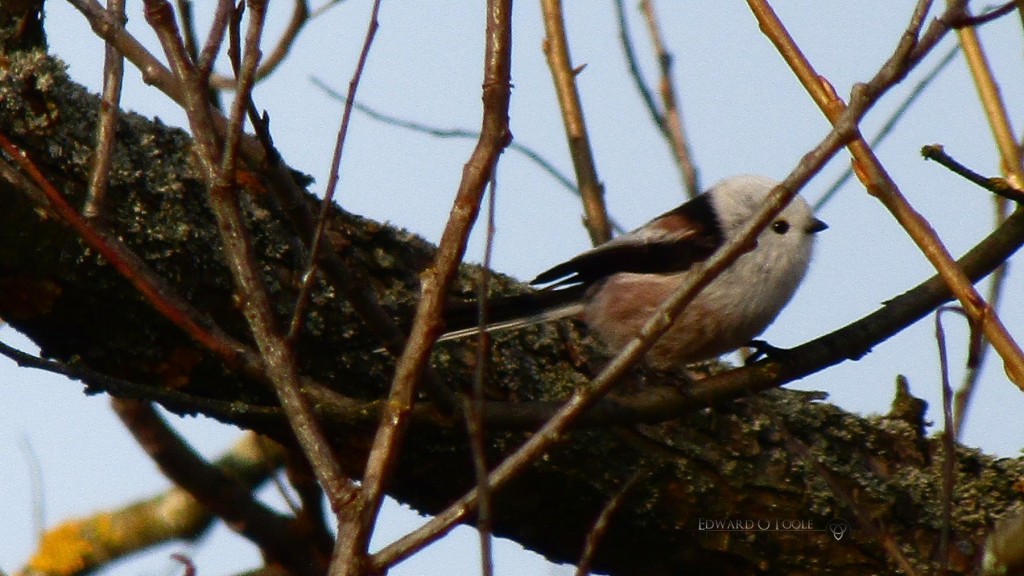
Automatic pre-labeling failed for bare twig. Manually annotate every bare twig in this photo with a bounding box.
[639,0,699,197]
[945,0,1017,28]
[196,0,234,78]
[110,398,317,571]
[574,471,644,576]
[955,8,1024,188]
[208,0,359,531]
[540,0,612,245]
[308,77,628,234]
[467,174,499,576]
[934,306,973,575]
[922,145,1024,203]
[143,0,222,174]
[287,0,381,342]
[211,0,311,89]
[17,437,45,540]
[83,0,125,218]
[170,554,196,576]
[334,0,513,572]
[0,132,253,367]
[175,0,199,62]
[816,43,960,211]
[747,0,1024,388]
[612,0,663,168]
[143,0,360,544]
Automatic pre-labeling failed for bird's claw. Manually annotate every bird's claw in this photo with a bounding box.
[744,340,793,365]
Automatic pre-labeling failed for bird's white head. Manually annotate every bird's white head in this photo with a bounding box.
[706,175,826,275]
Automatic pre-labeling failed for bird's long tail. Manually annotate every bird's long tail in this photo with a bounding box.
[437,285,586,343]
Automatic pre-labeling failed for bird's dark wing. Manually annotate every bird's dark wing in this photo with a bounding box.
[531,193,724,288]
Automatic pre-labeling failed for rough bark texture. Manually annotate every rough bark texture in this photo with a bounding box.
[1,41,1022,576]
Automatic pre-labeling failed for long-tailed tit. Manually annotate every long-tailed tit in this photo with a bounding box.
[441,175,827,369]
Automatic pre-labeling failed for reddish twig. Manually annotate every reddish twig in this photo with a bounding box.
[0,132,251,366]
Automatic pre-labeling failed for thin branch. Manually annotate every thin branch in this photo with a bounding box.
[922,144,1024,203]
[204,0,359,528]
[287,0,381,342]
[574,471,645,576]
[467,174,499,576]
[143,0,222,174]
[0,133,253,368]
[747,0,1024,389]
[83,0,126,218]
[308,77,628,234]
[334,0,513,572]
[945,0,1017,28]
[816,43,960,211]
[110,398,317,571]
[639,0,699,197]
[540,0,612,245]
[934,306,969,576]
[175,0,199,63]
[211,0,311,89]
[196,0,234,79]
[955,8,1024,188]
[16,437,46,540]
[612,0,661,153]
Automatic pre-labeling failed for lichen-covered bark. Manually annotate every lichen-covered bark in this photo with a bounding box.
[1,44,1020,576]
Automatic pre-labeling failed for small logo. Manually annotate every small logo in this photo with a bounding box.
[827,518,851,541]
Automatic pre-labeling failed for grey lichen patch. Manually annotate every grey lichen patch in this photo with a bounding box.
[0,49,64,133]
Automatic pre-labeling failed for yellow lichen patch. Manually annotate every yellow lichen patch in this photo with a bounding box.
[26,514,114,576]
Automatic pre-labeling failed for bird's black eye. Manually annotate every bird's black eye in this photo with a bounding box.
[771,220,790,234]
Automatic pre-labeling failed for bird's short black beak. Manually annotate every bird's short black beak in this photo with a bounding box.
[808,218,828,234]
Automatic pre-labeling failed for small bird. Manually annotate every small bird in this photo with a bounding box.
[441,175,827,369]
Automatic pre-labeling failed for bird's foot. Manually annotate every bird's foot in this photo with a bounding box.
[744,340,793,365]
